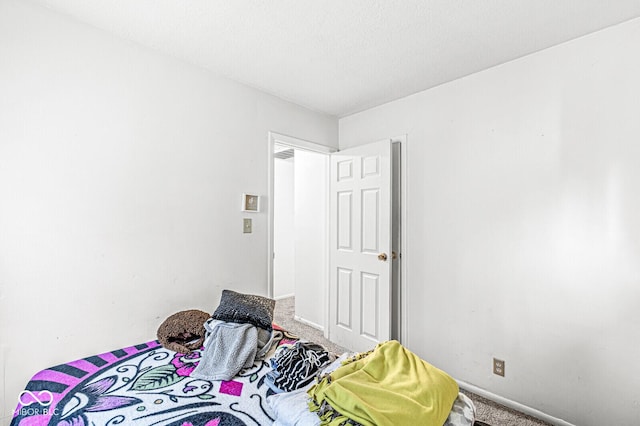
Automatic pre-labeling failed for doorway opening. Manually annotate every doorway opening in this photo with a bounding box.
[268,132,334,334]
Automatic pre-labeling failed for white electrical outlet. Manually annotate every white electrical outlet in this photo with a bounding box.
[493,358,505,377]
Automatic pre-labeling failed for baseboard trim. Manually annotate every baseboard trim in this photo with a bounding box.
[457,381,575,426]
[274,293,295,301]
[293,315,324,332]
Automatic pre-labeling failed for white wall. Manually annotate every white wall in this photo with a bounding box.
[294,150,328,329]
[0,0,336,419]
[340,18,640,426]
[273,157,295,298]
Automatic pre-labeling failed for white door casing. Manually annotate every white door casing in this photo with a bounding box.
[329,139,392,352]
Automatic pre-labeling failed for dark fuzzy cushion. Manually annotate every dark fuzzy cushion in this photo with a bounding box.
[211,289,275,332]
[157,309,210,354]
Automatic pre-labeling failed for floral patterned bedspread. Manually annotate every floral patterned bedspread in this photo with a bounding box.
[11,325,298,426]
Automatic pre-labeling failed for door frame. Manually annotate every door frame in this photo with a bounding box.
[267,131,336,335]
[267,132,408,345]
[392,135,408,345]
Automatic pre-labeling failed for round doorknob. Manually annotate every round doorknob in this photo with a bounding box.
[378,253,388,261]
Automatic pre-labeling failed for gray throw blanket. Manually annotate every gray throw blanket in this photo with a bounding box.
[191,318,273,381]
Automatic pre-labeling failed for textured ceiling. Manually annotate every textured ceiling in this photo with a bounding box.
[29,0,640,117]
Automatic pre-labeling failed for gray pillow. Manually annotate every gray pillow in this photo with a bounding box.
[211,289,275,332]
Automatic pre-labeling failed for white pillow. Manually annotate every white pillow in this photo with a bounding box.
[269,386,320,426]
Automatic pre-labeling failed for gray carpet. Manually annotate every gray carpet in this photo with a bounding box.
[274,297,551,426]
[273,296,348,355]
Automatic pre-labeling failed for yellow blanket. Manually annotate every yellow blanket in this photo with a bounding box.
[308,340,459,426]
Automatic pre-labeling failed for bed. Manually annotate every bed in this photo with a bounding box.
[11,325,476,426]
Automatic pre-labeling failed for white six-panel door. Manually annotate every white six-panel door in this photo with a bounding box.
[329,139,392,352]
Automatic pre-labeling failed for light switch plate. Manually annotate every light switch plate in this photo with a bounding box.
[243,218,252,233]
